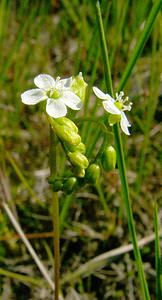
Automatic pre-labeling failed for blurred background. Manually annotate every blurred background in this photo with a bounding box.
[0,0,161,299]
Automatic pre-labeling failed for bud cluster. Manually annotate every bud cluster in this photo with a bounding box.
[49,117,89,178]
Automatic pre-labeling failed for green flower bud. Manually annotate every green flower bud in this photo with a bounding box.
[63,177,77,193]
[55,117,78,133]
[71,72,87,103]
[68,151,89,169]
[52,180,63,192]
[108,114,121,126]
[65,141,86,153]
[86,164,100,184]
[101,146,116,171]
[50,118,81,147]
[74,167,85,178]
[75,142,86,154]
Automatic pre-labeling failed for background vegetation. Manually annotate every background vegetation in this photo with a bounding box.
[0,0,161,299]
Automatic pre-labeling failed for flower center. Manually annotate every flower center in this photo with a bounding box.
[115,91,132,112]
[115,101,123,110]
[48,88,62,99]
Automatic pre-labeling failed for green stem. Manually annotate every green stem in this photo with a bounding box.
[52,192,60,300]
[96,182,108,214]
[60,194,73,233]
[154,202,162,299]
[113,124,150,299]
[50,128,60,300]
[96,2,150,299]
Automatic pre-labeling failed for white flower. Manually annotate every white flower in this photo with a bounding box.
[93,86,132,135]
[21,74,83,118]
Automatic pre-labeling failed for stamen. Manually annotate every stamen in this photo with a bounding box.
[115,91,132,111]
[123,96,129,103]
[56,76,60,83]
[123,102,132,111]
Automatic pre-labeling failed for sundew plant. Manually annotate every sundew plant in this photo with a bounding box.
[0,1,162,300]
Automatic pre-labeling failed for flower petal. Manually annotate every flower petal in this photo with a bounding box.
[120,112,131,135]
[21,89,47,105]
[57,77,72,89]
[46,99,67,118]
[34,74,55,90]
[93,86,108,100]
[61,91,82,110]
[103,100,121,115]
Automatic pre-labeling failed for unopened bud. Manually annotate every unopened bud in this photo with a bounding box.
[74,167,85,178]
[50,118,81,147]
[75,142,86,154]
[101,146,116,171]
[63,177,77,193]
[66,141,86,153]
[86,164,100,184]
[56,117,78,133]
[52,180,63,192]
[68,151,89,170]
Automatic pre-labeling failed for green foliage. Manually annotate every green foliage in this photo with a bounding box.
[0,0,161,299]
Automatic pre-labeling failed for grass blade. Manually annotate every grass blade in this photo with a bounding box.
[154,202,162,299]
[118,0,162,91]
[0,268,42,286]
[62,230,162,285]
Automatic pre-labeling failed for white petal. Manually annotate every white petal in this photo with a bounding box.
[120,112,131,135]
[46,99,67,118]
[57,77,72,89]
[93,86,108,99]
[61,91,82,110]
[103,100,121,115]
[34,74,55,90]
[21,89,47,105]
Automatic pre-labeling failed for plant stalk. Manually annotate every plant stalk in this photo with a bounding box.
[96,1,150,299]
[154,202,162,299]
[50,127,60,300]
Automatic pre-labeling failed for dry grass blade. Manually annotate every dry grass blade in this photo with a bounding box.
[62,230,162,284]
[0,170,54,291]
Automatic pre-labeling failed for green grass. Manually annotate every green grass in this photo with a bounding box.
[154,202,162,299]
[0,0,162,299]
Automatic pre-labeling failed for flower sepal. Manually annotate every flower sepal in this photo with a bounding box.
[108,114,121,126]
[71,72,87,103]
